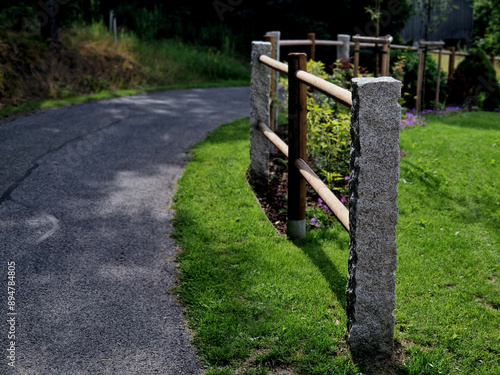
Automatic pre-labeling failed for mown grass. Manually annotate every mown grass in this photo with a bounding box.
[0,80,248,118]
[172,112,499,374]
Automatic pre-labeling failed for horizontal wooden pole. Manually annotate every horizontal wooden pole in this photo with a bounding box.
[315,40,343,46]
[391,44,417,50]
[279,39,313,46]
[352,35,392,44]
[294,158,350,232]
[419,40,445,46]
[257,122,289,157]
[256,122,350,232]
[429,49,451,55]
[295,70,352,107]
[259,55,289,74]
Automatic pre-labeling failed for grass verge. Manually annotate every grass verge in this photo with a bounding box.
[0,22,250,118]
[0,79,249,118]
[172,112,499,374]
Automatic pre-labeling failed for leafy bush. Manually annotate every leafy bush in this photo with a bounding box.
[391,48,448,110]
[448,47,500,111]
[279,59,352,206]
[0,3,36,31]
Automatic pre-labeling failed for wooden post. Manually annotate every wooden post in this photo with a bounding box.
[416,42,425,112]
[113,15,117,46]
[448,47,456,81]
[490,52,496,67]
[307,33,316,61]
[264,35,276,134]
[287,53,308,240]
[381,38,390,76]
[435,47,443,110]
[109,10,114,32]
[353,37,360,78]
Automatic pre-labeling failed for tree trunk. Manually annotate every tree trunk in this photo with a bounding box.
[422,0,432,109]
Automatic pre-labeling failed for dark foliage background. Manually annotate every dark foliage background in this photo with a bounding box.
[0,0,413,56]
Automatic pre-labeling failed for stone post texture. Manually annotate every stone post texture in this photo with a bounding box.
[346,77,401,360]
[249,41,272,188]
[266,31,280,130]
[337,34,351,61]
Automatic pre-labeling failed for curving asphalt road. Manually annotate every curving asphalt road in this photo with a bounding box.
[0,86,250,374]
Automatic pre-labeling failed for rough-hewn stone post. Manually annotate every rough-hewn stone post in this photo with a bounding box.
[248,41,272,188]
[346,77,401,361]
[266,31,281,131]
[337,34,351,61]
[266,31,281,130]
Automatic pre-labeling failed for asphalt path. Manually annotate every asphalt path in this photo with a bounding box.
[0,86,250,374]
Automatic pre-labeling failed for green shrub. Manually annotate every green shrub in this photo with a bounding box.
[279,60,351,203]
[0,3,36,31]
[391,48,448,110]
[448,47,500,110]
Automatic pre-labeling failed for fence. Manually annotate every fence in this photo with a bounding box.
[275,31,500,112]
[278,31,500,65]
[249,40,401,360]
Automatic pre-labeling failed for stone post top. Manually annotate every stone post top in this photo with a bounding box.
[252,41,272,46]
[338,34,351,38]
[352,77,401,85]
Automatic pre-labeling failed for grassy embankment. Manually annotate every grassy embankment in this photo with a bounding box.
[0,22,250,118]
[172,112,499,374]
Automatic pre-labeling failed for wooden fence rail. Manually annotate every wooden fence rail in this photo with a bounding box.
[249,40,402,361]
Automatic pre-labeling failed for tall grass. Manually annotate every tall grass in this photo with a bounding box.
[66,21,250,86]
[0,21,250,117]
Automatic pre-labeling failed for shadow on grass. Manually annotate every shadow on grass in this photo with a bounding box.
[0,81,250,119]
[426,111,500,131]
[295,232,349,307]
[400,153,500,237]
[195,117,250,145]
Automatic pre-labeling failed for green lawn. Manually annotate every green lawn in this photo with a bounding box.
[172,112,499,374]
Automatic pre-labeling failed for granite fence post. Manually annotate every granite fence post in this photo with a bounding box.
[248,41,272,188]
[266,31,280,131]
[346,77,402,360]
[337,34,351,61]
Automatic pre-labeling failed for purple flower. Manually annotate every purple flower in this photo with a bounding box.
[310,217,319,228]
[344,176,350,180]
[318,198,323,204]
[341,196,347,203]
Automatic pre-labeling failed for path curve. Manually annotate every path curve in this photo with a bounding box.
[0,86,250,374]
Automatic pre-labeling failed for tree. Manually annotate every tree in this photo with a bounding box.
[473,0,500,54]
[413,0,457,108]
[420,0,457,41]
